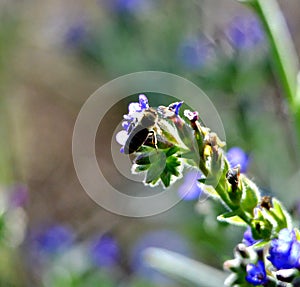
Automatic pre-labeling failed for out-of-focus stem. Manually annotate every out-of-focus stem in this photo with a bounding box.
[0,96,14,184]
[143,247,228,287]
[250,0,300,163]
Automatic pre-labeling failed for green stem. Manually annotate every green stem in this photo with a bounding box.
[215,183,252,224]
[215,183,233,209]
[249,0,300,162]
[143,247,227,287]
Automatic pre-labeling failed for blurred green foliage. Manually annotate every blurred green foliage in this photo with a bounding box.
[0,0,299,286]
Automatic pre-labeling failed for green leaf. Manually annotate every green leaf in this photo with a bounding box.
[145,152,166,184]
[137,146,156,153]
[269,198,291,230]
[166,156,180,175]
[165,146,180,157]
[177,122,197,150]
[158,155,182,187]
[198,183,220,198]
[252,240,270,250]
[160,170,171,187]
[180,150,198,160]
[133,144,184,188]
[217,213,247,226]
[240,175,260,214]
[135,154,151,165]
[134,164,150,172]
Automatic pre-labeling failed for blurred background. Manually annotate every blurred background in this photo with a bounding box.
[1,0,300,286]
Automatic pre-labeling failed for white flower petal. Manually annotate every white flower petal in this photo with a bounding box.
[116,130,128,145]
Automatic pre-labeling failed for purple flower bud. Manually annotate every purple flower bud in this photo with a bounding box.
[246,260,267,286]
[227,147,249,173]
[243,227,260,247]
[168,101,183,116]
[268,228,300,270]
[138,94,149,110]
[90,234,120,268]
[184,110,199,121]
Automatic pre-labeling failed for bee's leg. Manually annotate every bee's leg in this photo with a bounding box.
[147,130,158,149]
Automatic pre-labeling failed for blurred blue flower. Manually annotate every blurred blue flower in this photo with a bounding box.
[9,184,28,208]
[105,0,153,15]
[131,230,191,284]
[33,224,74,255]
[226,16,265,50]
[90,234,120,268]
[268,228,300,270]
[65,22,87,48]
[178,36,214,69]
[227,147,249,173]
[246,260,267,286]
[177,170,202,201]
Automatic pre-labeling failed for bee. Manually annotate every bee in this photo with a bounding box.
[123,108,158,154]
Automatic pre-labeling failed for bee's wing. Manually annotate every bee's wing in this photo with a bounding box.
[123,126,149,154]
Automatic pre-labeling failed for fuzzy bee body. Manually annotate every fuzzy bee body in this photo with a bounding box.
[123,108,158,154]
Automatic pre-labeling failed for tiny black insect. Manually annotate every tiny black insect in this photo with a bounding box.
[226,166,240,192]
[123,108,158,154]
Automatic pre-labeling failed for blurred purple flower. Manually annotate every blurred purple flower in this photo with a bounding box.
[226,16,265,50]
[65,22,87,48]
[104,0,153,15]
[131,230,191,284]
[268,228,300,270]
[32,224,74,255]
[177,170,202,201]
[90,234,120,268]
[243,227,260,247]
[227,147,249,173]
[178,36,214,70]
[9,184,28,208]
[246,260,267,286]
